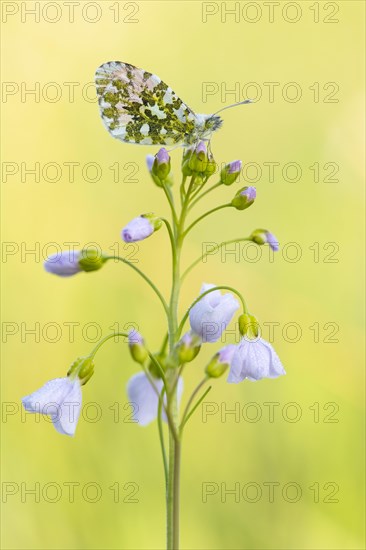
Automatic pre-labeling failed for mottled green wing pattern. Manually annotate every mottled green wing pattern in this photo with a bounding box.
[95,61,198,146]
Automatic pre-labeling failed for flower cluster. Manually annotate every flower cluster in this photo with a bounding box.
[22,141,284,439]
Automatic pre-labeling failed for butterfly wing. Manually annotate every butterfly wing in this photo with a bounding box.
[95,61,198,146]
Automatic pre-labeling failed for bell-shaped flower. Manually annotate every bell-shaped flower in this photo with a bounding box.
[227,337,286,382]
[127,373,183,427]
[122,213,162,243]
[189,283,240,343]
[22,377,82,436]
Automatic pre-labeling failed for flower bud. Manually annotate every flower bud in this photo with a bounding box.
[181,147,194,176]
[148,352,166,378]
[122,213,162,243]
[250,229,279,251]
[67,356,95,385]
[205,345,236,378]
[128,330,148,365]
[231,186,256,210]
[189,141,208,173]
[44,250,106,277]
[238,313,259,338]
[220,160,242,185]
[175,331,201,363]
[146,154,163,187]
[204,153,217,178]
[193,174,204,187]
[152,148,171,181]
[78,249,107,273]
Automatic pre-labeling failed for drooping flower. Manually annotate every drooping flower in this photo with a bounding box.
[127,373,183,426]
[250,229,279,251]
[189,283,240,343]
[231,186,257,210]
[22,377,82,436]
[122,214,162,243]
[227,337,286,383]
[220,160,242,185]
[205,344,236,378]
[44,250,106,277]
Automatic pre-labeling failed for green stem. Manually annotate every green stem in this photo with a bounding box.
[177,285,248,338]
[180,237,251,282]
[165,176,197,550]
[180,175,187,205]
[162,182,179,228]
[188,181,222,210]
[158,387,168,489]
[182,204,232,237]
[88,332,128,359]
[161,218,177,265]
[180,379,211,434]
[105,256,169,317]
[180,386,212,432]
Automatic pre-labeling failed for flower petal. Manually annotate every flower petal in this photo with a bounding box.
[52,380,82,436]
[22,378,75,413]
[127,373,164,426]
[189,283,240,343]
[22,377,82,436]
[227,338,285,383]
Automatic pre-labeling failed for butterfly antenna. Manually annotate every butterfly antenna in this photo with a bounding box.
[213,99,253,116]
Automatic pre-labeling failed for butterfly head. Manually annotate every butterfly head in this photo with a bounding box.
[191,114,223,144]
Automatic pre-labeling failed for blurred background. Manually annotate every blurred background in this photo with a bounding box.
[1,1,365,548]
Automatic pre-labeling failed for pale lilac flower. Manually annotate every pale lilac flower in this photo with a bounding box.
[44,251,81,277]
[127,373,183,426]
[122,216,154,243]
[189,283,240,343]
[227,337,286,383]
[22,377,82,436]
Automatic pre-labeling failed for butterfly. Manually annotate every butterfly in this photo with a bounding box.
[95,61,250,147]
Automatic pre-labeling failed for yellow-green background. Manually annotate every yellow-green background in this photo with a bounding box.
[1,1,365,548]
